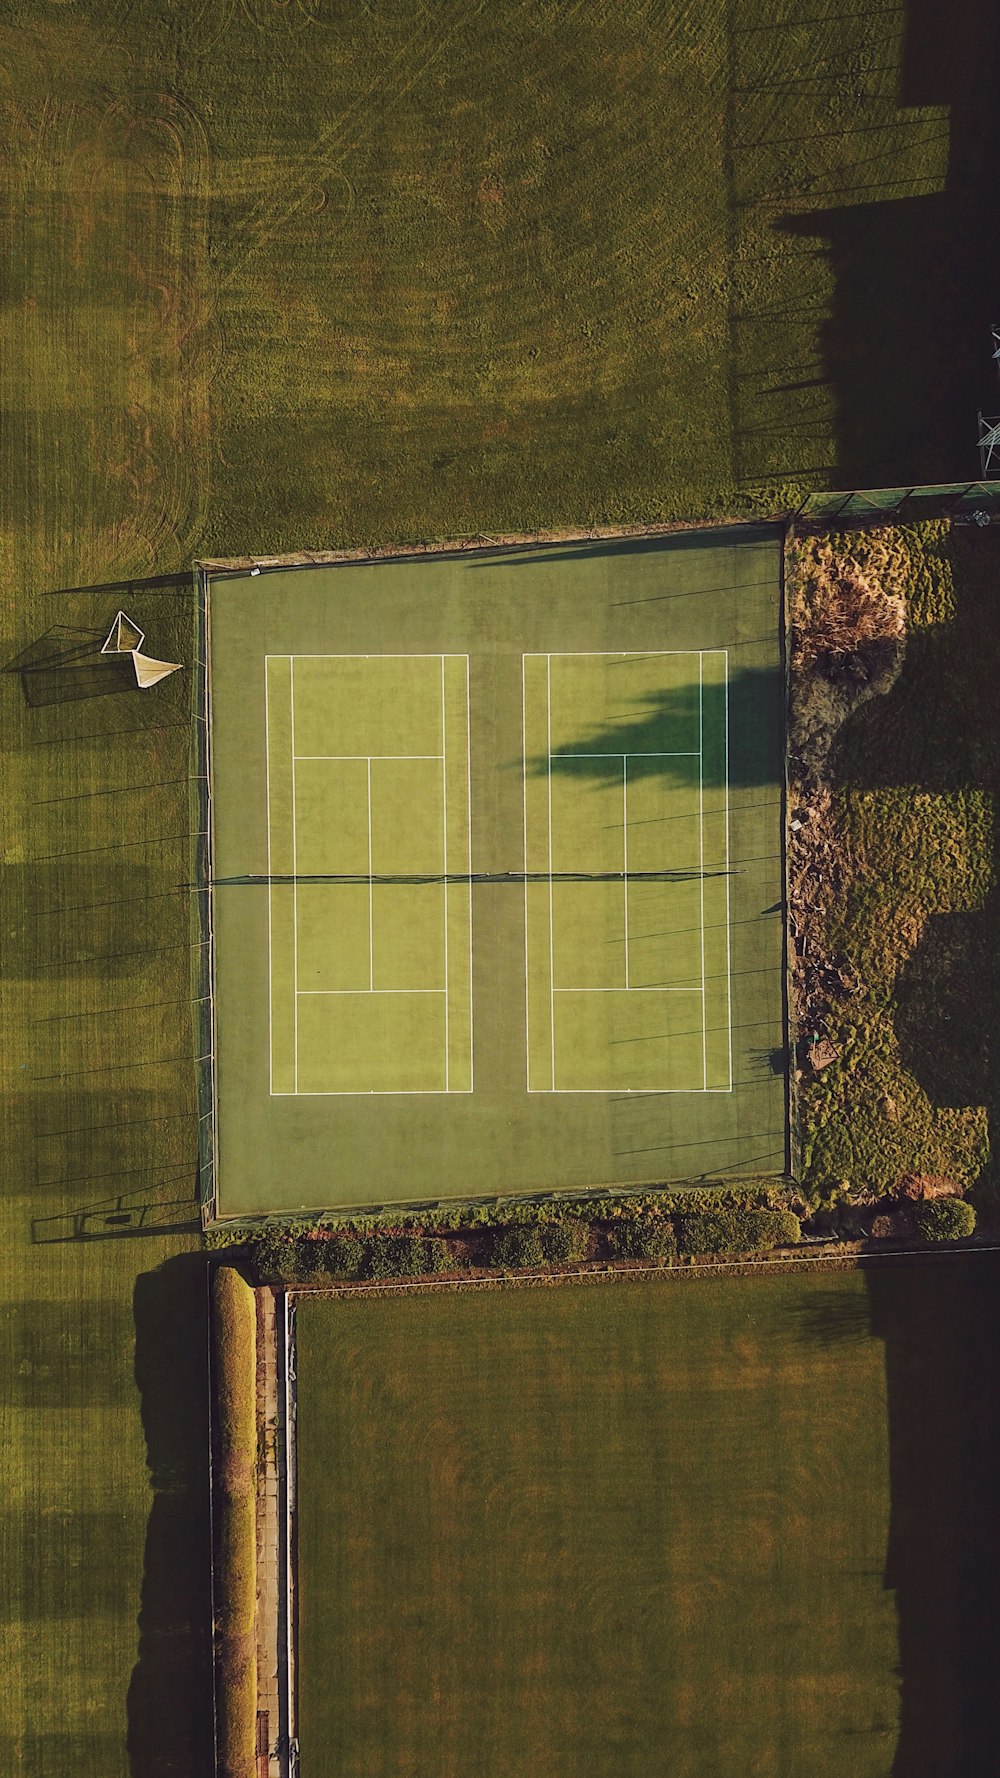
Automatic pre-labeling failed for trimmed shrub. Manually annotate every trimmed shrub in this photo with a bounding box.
[423,1236,452,1273]
[539,1219,589,1263]
[608,1217,677,1262]
[295,1237,327,1281]
[914,1198,976,1242]
[324,1234,365,1278]
[250,1228,298,1284]
[491,1225,545,1270]
[675,1207,800,1257]
[211,1268,257,1778]
[364,1234,431,1280]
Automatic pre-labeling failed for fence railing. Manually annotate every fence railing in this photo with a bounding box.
[792,480,1000,526]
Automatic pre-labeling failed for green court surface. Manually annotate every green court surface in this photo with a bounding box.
[294,1273,899,1778]
[205,527,787,1214]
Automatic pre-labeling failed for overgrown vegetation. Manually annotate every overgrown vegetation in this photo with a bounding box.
[788,522,998,1215]
[211,1268,257,1778]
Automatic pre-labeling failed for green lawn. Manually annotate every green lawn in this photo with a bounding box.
[0,0,990,1765]
[296,1271,902,1777]
[208,532,785,1213]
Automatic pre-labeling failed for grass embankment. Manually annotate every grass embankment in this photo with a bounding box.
[211,1268,257,1778]
[789,522,1000,1214]
[296,1273,899,1776]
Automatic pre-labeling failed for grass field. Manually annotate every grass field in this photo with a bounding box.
[1,0,997,1767]
[207,532,785,1213]
[294,1263,1000,1778]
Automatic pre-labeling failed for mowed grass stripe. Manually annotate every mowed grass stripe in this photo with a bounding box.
[296,1275,899,1778]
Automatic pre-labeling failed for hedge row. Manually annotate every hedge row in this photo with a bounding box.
[205,1182,800,1254]
[246,1206,810,1285]
[211,1267,257,1778]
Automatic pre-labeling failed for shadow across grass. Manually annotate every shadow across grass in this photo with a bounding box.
[776,0,1000,487]
[127,1253,214,1778]
[865,1255,1000,1778]
[832,528,1000,1176]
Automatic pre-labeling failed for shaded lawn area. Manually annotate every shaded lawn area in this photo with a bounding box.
[297,1272,900,1778]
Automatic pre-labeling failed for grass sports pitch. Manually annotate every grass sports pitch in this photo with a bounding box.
[294,1273,900,1777]
[205,527,786,1214]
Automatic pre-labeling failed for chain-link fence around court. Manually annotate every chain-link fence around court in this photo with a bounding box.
[792,480,1000,527]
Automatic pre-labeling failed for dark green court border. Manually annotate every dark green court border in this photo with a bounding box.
[199,524,788,1217]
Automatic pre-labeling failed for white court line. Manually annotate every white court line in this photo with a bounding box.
[553,985,701,993]
[623,756,629,990]
[290,659,299,1094]
[465,654,474,1092]
[550,750,698,758]
[299,988,445,995]
[294,753,443,761]
[441,658,449,1093]
[271,652,465,660]
[698,652,707,1091]
[265,658,274,1094]
[546,654,555,1091]
[366,758,374,992]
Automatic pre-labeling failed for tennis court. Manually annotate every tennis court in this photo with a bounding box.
[203,527,787,1214]
[523,649,731,1093]
[265,653,472,1095]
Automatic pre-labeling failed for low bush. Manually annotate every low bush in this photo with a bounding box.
[914,1198,976,1242]
[295,1238,327,1281]
[539,1219,589,1263]
[250,1229,298,1284]
[423,1236,452,1273]
[608,1217,677,1262]
[324,1234,365,1278]
[365,1234,433,1280]
[491,1225,545,1270]
[675,1207,800,1257]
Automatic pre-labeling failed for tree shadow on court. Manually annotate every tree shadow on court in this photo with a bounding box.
[522,663,783,791]
[127,1252,214,1778]
[773,0,1000,488]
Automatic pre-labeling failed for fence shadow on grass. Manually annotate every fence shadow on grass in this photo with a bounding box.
[127,1253,214,1778]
